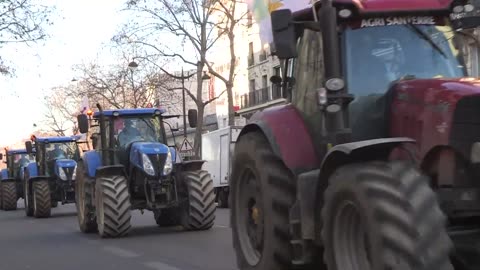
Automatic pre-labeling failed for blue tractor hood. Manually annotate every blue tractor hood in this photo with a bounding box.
[54,159,77,180]
[129,142,175,176]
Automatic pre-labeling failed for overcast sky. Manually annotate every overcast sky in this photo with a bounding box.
[0,0,129,146]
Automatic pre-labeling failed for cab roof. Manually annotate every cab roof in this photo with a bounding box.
[7,149,28,155]
[93,108,166,118]
[33,136,79,143]
[335,0,454,12]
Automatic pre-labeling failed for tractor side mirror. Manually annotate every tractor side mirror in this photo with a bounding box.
[188,109,198,128]
[77,114,89,134]
[270,75,282,85]
[271,9,297,59]
[25,141,33,154]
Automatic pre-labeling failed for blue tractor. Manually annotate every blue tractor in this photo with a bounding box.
[23,135,81,218]
[75,104,216,238]
[0,148,35,211]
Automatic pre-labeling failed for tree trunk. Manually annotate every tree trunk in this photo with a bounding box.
[227,83,235,126]
[193,104,204,159]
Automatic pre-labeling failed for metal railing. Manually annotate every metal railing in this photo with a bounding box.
[240,85,283,109]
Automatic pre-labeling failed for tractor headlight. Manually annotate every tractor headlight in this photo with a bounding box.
[163,150,173,175]
[59,168,67,181]
[142,153,155,176]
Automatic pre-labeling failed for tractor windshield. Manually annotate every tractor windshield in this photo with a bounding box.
[45,142,80,161]
[8,153,35,178]
[344,24,467,96]
[114,116,163,147]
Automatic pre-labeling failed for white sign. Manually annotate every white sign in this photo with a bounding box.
[360,16,436,28]
[178,137,194,158]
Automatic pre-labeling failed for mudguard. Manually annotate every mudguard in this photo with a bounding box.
[295,137,416,244]
[238,104,320,174]
[26,163,38,178]
[96,165,126,179]
[175,160,206,172]
[1,168,8,180]
[82,151,102,178]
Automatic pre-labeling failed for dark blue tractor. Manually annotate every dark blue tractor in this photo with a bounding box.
[23,135,82,218]
[0,149,35,211]
[75,104,216,238]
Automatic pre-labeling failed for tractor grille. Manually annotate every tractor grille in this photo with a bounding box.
[450,95,480,159]
[147,153,167,176]
[63,167,75,180]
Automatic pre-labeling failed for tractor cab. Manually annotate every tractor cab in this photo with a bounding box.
[26,135,81,180]
[77,107,177,178]
[1,148,35,181]
[270,0,480,149]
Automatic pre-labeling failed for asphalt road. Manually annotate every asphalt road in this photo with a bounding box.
[0,201,237,270]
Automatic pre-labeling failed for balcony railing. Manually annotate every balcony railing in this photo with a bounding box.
[240,85,284,109]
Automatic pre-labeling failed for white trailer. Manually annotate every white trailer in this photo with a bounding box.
[201,126,242,208]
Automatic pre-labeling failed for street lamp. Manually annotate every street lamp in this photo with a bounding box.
[128,61,138,71]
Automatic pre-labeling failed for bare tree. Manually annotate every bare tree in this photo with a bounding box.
[207,0,248,125]
[43,85,81,136]
[0,0,53,75]
[120,0,229,158]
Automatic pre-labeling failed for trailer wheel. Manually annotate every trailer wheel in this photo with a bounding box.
[2,182,17,211]
[217,188,229,208]
[95,175,131,238]
[75,162,97,233]
[180,170,216,230]
[33,180,51,218]
[24,180,33,216]
[154,208,181,227]
[230,132,296,270]
[321,161,453,270]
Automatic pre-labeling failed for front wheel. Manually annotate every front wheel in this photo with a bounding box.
[180,170,216,230]
[32,180,51,218]
[321,161,454,270]
[1,182,18,211]
[95,175,131,238]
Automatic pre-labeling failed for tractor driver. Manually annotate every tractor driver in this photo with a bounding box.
[118,119,141,147]
[49,144,67,160]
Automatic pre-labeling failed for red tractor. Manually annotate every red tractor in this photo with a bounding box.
[229,1,480,270]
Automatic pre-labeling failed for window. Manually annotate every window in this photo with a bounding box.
[344,24,466,96]
[262,75,268,89]
[273,66,281,77]
[292,29,325,116]
[260,47,267,61]
[249,79,255,92]
[248,42,254,66]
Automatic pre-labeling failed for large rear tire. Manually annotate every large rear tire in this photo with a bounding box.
[32,180,51,218]
[230,132,296,270]
[1,182,17,211]
[95,175,131,238]
[180,170,216,230]
[75,162,97,233]
[321,161,453,270]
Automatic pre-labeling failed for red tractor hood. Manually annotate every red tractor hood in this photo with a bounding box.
[389,77,480,161]
[392,77,480,102]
